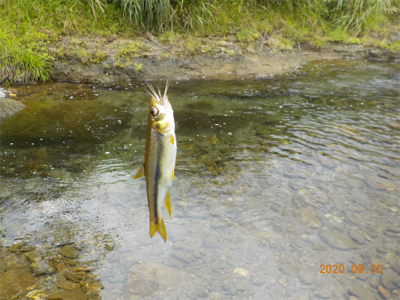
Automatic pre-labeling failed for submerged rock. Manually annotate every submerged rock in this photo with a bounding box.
[0,266,36,298]
[124,263,188,299]
[0,98,26,120]
[297,208,321,228]
[8,242,24,253]
[318,229,360,250]
[47,289,88,300]
[59,246,79,259]
[298,268,314,285]
[25,251,55,276]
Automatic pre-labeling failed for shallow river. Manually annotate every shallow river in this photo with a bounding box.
[0,59,399,300]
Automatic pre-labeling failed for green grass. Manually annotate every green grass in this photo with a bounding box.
[1,0,399,84]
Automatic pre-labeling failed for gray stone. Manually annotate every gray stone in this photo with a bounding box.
[251,274,266,286]
[368,275,381,288]
[0,99,25,120]
[314,289,334,299]
[318,229,360,250]
[279,264,297,276]
[348,284,376,300]
[381,269,400,290]
[348,229,366,244]
[297,208,321,227]
[312,242,328,251]
[124,263,188,299]
[366,176,396,190]
[0,89,6,99]
[171,249,192,263]
[386,226,400,233]
[298,268,314,285]
[390,259,400,275]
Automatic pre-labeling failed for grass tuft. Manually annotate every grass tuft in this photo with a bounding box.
[1,0,399,84]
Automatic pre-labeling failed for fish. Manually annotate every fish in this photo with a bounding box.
[133,82,176,242]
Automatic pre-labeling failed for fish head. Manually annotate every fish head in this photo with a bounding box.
[147,83,174,134]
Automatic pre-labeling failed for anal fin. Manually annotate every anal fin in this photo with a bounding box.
[165,189,171,217]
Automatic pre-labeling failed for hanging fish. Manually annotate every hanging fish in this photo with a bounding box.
[133,82,176,242]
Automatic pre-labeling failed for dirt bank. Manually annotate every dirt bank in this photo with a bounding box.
[50,37,400,84]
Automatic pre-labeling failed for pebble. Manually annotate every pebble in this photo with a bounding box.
[65,272,84,283]
[279,264,297,275]
[0,266,37,298]
[381,269,400,290]
[171,250,192,263]
[8,242,23,253]
[386,226,400,233]
[203,232,220,248]
[124,263,187,298]
[348,229,366,244]
[59,246,79,258]
[348,284,376,300]
[313,289,334,299]
[58,277,80,290]
[20,245,35,252]
[367,176,396,191]
[312,242,328,251]
[251,274,265,286]
[298,268,314,285]
[297,208,321,227]
[378,286,392,299]
[24,251,54,276]
[26,290,47,299]
[343,176,365,188]
[233,268,249,277]
[278,278,286,285]
[368,275,381,288]
[318,229,360,250]
[47,289,88,300]
[389,259,400,275]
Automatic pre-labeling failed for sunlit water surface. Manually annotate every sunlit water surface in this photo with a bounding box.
[0,59,399,299]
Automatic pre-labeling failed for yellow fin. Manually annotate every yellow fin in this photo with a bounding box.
[167,134,174,145]
[165,190,171,217]
[132,165,145,179]
[149,218,167,242]
[170,170,174,181]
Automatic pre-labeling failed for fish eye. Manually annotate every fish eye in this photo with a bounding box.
[150,106,159,118]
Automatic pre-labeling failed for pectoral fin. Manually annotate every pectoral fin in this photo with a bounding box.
[149,218,167,242]
[165,189,171,217]
[167,133,175,145]
[132,165,145,179]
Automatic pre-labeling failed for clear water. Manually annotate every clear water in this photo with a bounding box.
[0,59,399,299]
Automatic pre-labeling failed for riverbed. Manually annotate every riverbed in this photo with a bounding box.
[0,58,399,299]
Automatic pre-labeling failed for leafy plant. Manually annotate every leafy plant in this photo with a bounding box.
[134,62,143,72]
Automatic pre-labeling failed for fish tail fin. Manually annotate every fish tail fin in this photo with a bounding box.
[149,218,167,242]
